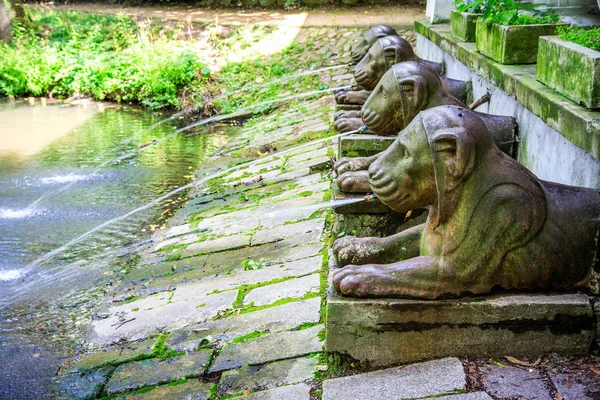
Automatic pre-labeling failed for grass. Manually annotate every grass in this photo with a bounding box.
[1,9,209,109]
[558,25,600,52]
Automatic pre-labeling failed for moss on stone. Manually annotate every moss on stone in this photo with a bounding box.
[476,20,559,64]
[451,11,481,42]
[537,36,600,109]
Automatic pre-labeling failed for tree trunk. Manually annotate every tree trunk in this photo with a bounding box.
[0,0,12,44]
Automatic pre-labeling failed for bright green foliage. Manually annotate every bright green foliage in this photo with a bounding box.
[462,0,559,26]
[454,0,485,14]
[558,25,600,52]
[0,9,208,109]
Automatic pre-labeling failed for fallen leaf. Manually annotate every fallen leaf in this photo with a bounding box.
[505,356,541,367]
[555,393,563,400]
[590,366,600,375]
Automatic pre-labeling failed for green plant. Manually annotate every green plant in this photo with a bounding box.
[0,9,209,109]
[454,0,485,14]
[557,25,600,52]
[470,0,559,26]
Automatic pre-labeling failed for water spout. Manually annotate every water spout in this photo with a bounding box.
[211,64,352,102]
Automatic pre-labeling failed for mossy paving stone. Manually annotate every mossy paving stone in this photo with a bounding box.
[243,273,320,307]
[104,350,213,395]
[90,290,238,346]
[322,358,467,400]
[119,379,212,400]
[233,383,311,399]
[166,297,321,349]
[209,325,324,373]
[75,338,157,369]
[171,255,323,302]
[57,366,113,400]
[219,357,317,395]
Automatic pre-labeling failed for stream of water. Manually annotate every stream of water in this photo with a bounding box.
[0,100,238,398]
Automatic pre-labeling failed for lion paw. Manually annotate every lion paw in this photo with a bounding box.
[334,157,372,174]
[335,91,366,105]
[336,171,371,193]
[333,236,384,266]
[334,117,363,133]
[333,265,373,296]
[334,110,361,121]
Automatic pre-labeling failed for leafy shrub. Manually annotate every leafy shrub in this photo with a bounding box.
[557,25,600,52]
[458,0,560,26]
[0,9,209,109]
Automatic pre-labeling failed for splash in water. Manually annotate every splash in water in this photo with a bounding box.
[41,174,91,185]
[0,208,38,219]
[0,269,24,282]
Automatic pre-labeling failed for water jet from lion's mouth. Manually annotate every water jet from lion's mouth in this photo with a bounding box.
[211,64,352,102]
[0,131,359,310]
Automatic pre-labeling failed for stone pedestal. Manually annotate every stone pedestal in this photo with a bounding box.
[338,134,395,158]
[326,275,594,367]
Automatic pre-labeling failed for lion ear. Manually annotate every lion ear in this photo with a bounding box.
[383,47,404,69]
[398,75,429,122]
[430,129,475,190]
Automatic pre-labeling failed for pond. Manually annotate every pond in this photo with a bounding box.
[0,100,236,399]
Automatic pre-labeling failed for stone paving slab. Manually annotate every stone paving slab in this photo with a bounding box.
[209,325,324,373]
[481,364,552,400]
[433,393,492,400]
[105,350,212,395]
[57,367,114,400]
[167,297,321,349]
[182,234,250,258]
[75,338,157,369]
[172,255,322,303]
[243,273,320,307]
[120,379,212,399]
[234,383,311,400]
[251,218,325,246]
[90,290,238,346]
[322,358,467,400]
[220,356,317,395]
[550,372,593,400]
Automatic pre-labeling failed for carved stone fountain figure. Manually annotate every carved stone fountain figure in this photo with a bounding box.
[351,25,398,63]
[335,36,462,107]
[332,105,600,299]
[334,62,516,193]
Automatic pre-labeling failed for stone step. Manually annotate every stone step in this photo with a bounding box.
[322,358,467,400]
[326,287,594,367]
[338,134,395,158]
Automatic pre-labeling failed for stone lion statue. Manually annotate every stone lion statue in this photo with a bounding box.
[335,36,464,106]
[333,105,600,299]
[335,62,516,193]
[351,25,398,63]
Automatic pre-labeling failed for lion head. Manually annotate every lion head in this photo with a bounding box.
[361,62,464,135]
[354,36,418,90]
[351,25,398,63]
[369,106,546,230]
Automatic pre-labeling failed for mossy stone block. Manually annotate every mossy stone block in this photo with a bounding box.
[326,289,594,367]
[537,36,600,109]
[476,20,559,64]
[338,134,395,158]
[450,11,481,42]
